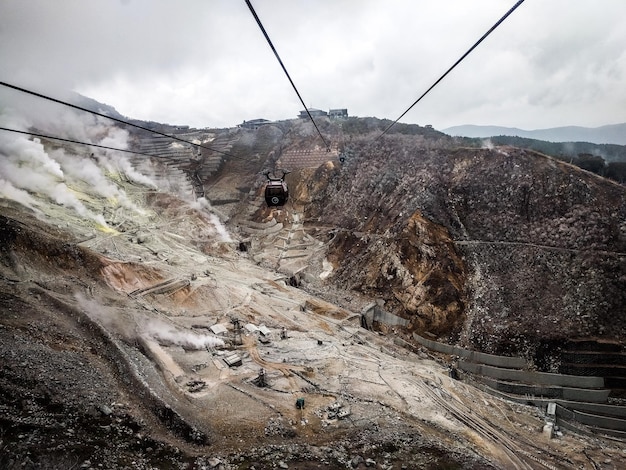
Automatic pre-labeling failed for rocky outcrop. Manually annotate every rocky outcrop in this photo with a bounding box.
[325,211,466,338]
[301,136,626,362]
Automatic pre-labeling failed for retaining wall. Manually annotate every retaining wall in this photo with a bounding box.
[561,351,626,366]
[556,404,626,432]
[560,364,626,378]
[459,360,605,389]
[412,333,526,368]
[362,303,409,329]
[410,333,626,436]
[238,219,278,230]
[476,376,610,403]
[466,376,626,437]
[555,400,626,418]
[239,222,284,235]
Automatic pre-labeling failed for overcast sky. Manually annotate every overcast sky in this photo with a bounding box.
[1,0,625,131]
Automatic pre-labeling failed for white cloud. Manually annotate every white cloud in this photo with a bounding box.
[1,0,625,130]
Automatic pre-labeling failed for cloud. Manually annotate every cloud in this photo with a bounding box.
[2,0,626,130]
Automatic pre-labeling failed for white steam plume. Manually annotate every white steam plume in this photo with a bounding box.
[481,138,494,150]
[76,293,225,350]
[76,293,138,341]
[51,148,144,213]
[209,213,232,242]
[142,317,225,350]
[107,153,158,188]
[93,126,157,188]
[0,103,157,224]
[0,179,41,212]
[192,197,232,242]
[0,132,108,227]
[0,123,64,178]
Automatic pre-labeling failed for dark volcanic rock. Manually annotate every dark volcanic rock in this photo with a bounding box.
[301,136,626,360]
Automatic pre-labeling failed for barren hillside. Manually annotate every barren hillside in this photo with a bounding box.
[298,136,626,361]
[1,117,625,469]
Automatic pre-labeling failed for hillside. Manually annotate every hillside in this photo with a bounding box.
[443,123,626,146]
[1,114,625,469]
[296,136,626,360]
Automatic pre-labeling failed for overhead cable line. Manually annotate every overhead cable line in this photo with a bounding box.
[0,126,168,160]
[0,80,237,158]
[244,0,331,152]
[376,0,525,140]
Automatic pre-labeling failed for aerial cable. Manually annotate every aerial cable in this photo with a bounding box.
[0,80,237,158]
[245,0,331,152]
[376,0,525,140]
[0,126,172,160]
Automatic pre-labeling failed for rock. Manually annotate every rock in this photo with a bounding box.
[207,457,221,468]
[338,407,352,419]
[542,423,554,439]
[350,455,365,468]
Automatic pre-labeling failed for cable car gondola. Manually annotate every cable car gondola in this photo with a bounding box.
[263,169,290,207]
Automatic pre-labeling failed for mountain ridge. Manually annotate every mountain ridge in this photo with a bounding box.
[443,122,626,145]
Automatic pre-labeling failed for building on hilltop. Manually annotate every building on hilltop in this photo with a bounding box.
[298,108,348,119]
[239,118,271,130]
[298,108,328,119]
[329,108,348,119]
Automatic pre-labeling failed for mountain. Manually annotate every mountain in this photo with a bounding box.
[443,123,626,145]
[71,92,127,120]
[1,112,625,468]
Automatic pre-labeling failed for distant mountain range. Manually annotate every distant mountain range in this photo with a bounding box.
[442,123,626,146]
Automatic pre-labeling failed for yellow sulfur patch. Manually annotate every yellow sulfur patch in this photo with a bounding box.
[96,224,119,234]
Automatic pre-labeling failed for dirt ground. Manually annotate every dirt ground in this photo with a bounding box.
[1,163,625,470]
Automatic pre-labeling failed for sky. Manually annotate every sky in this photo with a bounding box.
[1,0,626,132]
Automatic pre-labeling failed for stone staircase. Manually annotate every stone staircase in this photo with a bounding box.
[129,131,239,200]
[234,197,321,280]
[196,133,239,182]
[276,142,340,170]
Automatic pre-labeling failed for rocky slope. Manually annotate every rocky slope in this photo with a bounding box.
[292,133,626,366]
[1,115,625,469]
